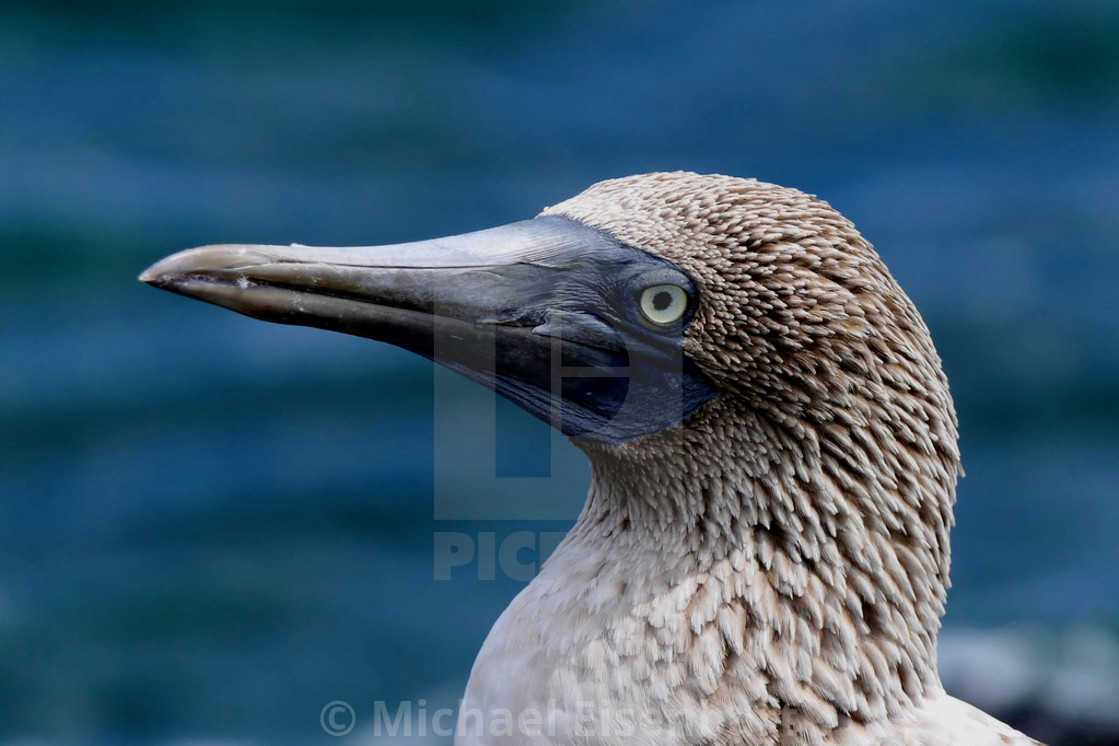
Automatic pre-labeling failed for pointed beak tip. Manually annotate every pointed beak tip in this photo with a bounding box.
[139,254,181,287]
[138,245,261,289]
[138,263,163,285]
[139,250,203,288]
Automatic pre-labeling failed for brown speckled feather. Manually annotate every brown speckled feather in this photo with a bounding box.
[458,173,1041,745]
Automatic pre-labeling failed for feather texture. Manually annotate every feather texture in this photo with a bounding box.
[458,173,1040,745]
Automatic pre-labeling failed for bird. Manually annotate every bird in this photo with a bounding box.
[141,172,1042,745]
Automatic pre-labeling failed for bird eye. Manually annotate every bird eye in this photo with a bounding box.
[638,284,689,326]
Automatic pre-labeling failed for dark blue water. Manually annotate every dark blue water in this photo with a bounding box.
[2,1,1117,743]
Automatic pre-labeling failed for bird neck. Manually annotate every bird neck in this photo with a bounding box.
[570,396,955,729]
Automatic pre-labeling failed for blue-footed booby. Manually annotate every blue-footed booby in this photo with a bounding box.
[142,172,1042,745]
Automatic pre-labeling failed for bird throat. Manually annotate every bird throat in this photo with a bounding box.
[541,396,953,740]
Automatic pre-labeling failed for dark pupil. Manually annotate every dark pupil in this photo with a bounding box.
[652,290,673,312]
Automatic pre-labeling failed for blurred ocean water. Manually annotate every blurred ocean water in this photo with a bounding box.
[1,1,1117,743]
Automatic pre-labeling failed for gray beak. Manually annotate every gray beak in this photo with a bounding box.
[141,215,716,445]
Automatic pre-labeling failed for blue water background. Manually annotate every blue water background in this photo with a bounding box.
[1,1,1117,742]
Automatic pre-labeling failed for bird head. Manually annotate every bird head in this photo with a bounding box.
[142,172,955,462]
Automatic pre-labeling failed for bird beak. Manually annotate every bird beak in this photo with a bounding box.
[141,215,716,444]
